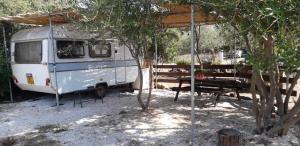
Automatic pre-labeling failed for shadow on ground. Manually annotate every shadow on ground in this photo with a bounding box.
[0,89,299,146]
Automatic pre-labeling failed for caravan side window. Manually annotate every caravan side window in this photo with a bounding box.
[15,41,42,64]
[57,40,85,59]
[89,41,111,58]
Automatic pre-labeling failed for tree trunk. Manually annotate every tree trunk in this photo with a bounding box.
[126,38,154,112]
[267,94,300,136]
[144,60,153,111]
[195,25,202,65]
[235,25,300,138]
[284,71,300,114]
[251,71,263,133]
[135,57,146,110]
[262,35,275,130]
[250,35,300,137]
[126,43,147,110]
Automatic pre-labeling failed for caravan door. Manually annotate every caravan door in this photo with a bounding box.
[114,42,126,84]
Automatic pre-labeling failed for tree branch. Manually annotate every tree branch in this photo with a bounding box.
[285,71,300,112]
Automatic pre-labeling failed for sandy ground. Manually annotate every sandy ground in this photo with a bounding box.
[0,89,299,146]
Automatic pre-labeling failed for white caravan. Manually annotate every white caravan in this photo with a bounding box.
[10,25,138,96]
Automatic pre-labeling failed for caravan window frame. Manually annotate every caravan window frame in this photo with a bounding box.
[14,41,43,64]
[56,40,86,59]
[88,41,112,58]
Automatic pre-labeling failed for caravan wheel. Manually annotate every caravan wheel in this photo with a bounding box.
[96,84,107,98]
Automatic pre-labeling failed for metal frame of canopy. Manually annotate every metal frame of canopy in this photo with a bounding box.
[159,2,215,144]
[0,3,215,144]
[0,10,80,26]
[0,8,84,108]
[159,2,217,144]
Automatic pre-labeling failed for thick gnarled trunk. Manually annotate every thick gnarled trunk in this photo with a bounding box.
[126,38,153,112]
[251,36,300,137]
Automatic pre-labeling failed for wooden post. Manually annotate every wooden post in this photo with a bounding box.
[218,128,241,146]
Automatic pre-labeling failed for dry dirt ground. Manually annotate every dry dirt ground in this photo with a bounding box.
[0,89,299,146]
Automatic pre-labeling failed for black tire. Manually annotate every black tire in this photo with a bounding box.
[96,84,107,98]
[127,83,134,93]
[197,91,201,96]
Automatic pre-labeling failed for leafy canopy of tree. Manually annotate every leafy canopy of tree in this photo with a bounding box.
[0,0,73,17]
[76,0,165,111]
[149,28,179,63]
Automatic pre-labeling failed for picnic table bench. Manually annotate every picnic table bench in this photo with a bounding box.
[155,64,298,106]
[171,77,246,105]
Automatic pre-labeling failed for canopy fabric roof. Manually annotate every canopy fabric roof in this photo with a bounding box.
[11,25,93,42]
[160,4,215,27]
[0,10,81,26]
[0,4,215,27]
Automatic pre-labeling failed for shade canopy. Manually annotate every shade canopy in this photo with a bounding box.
[160,3,215,27]
[0,4,215,27]
[0,10,80,26]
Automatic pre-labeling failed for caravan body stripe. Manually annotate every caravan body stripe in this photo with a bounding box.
[48,59,137,72]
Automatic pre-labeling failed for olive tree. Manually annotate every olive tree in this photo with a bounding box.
[76,0,164,111]
[200,0,300,136]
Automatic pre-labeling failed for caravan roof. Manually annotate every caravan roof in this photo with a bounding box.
[11,25,93,42]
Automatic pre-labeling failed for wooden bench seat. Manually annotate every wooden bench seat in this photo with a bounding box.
[171,86,224,93]
[171,85,231,106]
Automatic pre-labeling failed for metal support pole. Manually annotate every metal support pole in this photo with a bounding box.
[190,2,196,144]
[234,31,237,66]
[2,25,14,102]
[233,31,237,76]
[198,25,203,70]
[286,73,289,95]
[48,16,60,108]
[233,31,237,96]
[154,35,158,88]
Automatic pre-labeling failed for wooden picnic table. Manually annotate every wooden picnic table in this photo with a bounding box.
[172,77,245,105]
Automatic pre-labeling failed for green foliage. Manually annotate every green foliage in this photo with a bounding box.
[176,32,191,55]
[176,60,190,65]
[77,0,163,58]
[199,0,300,136]
[176,25,229,55]
[150,29,179,62]
[0,0,33,16]
[217,24,245,51]
[0,47,10,97]
[165,42,178,62]
[198,25,225,52]
[200,0,300,71]
[211,59,221,65]
[276,31,300,73]
[0,0,73,17]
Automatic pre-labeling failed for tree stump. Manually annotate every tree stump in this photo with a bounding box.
[218,128,241,146]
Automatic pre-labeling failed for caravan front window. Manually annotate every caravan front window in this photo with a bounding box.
[15,41,42,64]
[89,41,111,58]
[57,40,85,59]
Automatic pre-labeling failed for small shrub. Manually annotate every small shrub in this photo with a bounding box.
[176,60,190,65]
[212,60,221,65]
